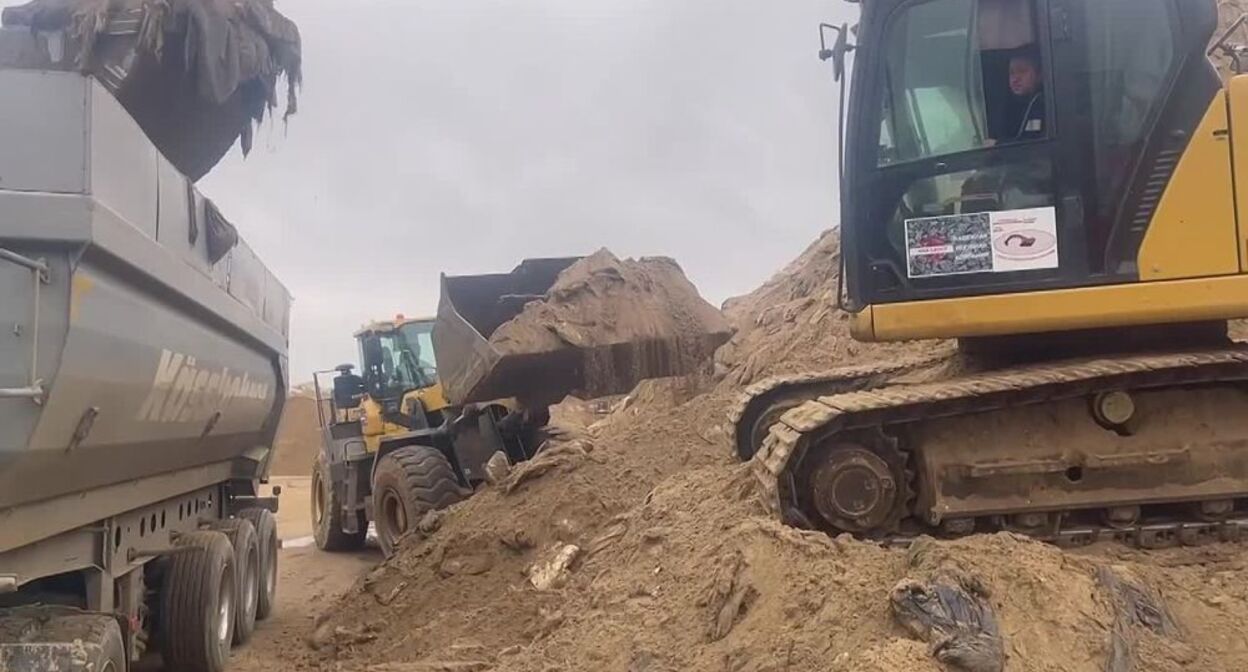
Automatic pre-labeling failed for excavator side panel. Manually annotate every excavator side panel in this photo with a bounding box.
[1229,75,1248,270]
[1136,90,1239,281]
[850,274,1248,341]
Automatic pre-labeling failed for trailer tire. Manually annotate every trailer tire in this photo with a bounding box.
[239,507,279,620]
[0,613,126,672]
[207,519,260,645]
[373,446,467,558]
[160,531,236,672]
[313,454,368,552]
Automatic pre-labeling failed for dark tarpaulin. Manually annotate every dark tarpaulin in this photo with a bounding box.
[1,0,301,180]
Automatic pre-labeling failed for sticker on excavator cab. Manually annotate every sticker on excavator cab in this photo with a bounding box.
[905,207,1058,278]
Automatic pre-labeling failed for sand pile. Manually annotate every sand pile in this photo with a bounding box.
[491,250,730,356]
[1232,321,1247,341]
[271,393,322,477]
[714,231,942,386]
[306,232,1248,672]
[307,387,1248,672]
[442,250,732,406]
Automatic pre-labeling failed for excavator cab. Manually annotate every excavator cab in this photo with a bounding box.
[840,0,1244,341]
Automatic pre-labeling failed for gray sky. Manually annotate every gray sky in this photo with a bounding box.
[194,1,856,378]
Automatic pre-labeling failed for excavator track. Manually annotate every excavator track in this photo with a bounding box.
[726,351,956,461]
[746,346,1248,549]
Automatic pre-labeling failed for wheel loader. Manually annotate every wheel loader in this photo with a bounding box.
[735,0,1248,547]
[314,259,730,556]
[311,316,546,557]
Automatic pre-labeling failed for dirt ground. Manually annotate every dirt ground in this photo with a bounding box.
[229,478,380,672]
[265,230,1248,672]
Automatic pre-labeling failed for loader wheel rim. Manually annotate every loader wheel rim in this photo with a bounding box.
[381,489,408,542]
[217,565,234,648]
[811,447,899,533]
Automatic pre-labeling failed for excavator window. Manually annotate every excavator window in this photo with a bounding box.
[1080,0,1177,271]
[878,0,1045,166]
[876,0,1056,275]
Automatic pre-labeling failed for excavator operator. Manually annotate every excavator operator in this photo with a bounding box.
[1005,48,1046,142]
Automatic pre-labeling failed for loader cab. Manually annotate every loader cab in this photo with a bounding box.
[356,318,439,407]
[841,0,1228,328]
[353,317,452,436]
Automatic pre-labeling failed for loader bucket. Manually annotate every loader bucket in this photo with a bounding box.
[433,257,731,407]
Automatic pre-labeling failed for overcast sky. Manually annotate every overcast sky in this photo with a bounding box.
[60,0,861,379]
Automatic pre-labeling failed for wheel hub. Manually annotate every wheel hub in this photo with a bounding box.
[810,446,900,533]
[381,490,408,539]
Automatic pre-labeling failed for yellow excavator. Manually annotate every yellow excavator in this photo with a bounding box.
[735,0,1248,546]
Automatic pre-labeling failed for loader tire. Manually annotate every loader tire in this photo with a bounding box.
[373,447,467,557]
[239,507,279,620]
[206,518,260,645]
[159,531,236,672]
[313,454,368,552]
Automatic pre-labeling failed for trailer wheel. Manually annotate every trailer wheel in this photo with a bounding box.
[0,613,126,672]
[207,519,260,645]
[159,531,236,672]
[313,454,368,552]
[373,446,467,557]
[239,507,279,620]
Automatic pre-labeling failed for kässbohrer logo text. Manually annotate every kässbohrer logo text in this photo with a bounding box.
[136,349,270,423]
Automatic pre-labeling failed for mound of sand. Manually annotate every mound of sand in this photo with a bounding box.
[491,250,730,356]
[451,249,733,405]
[714,231,943,386]
[304,232,1248,672]
[270,394,322,477]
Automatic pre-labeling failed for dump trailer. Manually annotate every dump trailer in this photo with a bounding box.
[0,69,290,672]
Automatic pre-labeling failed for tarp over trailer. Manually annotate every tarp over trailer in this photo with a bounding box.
[1,0,301,180]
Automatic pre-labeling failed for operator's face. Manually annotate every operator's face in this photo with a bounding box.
[1009,58,1040,97]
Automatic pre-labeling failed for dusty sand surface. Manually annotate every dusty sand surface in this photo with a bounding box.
[230,479,381,672]
[269,476,316,541]
[490,250,730,357]
[229,546,378,672]
[714,230,945,386]
[272,395,322,477]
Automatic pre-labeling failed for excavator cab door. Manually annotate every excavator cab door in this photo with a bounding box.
[842,0,1219,307]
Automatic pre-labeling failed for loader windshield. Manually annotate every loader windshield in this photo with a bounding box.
[397,321,439,383]
[360,323,438,401]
